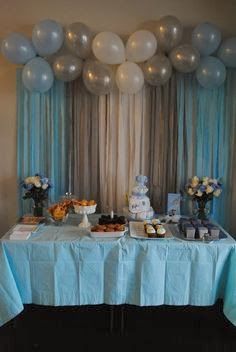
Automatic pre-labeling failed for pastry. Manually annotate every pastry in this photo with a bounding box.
[91,224,125,232]
[48,204,67,221]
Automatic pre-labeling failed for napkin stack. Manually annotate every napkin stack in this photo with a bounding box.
[9,224,38,240]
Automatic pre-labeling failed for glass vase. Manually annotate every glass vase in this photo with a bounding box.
[194,199,210,220]
[33,204,44,217]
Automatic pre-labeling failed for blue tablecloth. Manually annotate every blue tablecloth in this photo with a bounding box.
[0,216,236,327]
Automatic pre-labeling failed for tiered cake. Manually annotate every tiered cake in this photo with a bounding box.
[124,175,154,220]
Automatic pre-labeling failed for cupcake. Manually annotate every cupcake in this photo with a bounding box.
[156,225,166,238]
[143,220,152,231]
[152,219,161,226]
[146,225,157,238]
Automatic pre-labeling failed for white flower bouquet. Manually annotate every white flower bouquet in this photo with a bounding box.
[185,176,222,200]
[184,176,222,219]
[21,173,52,208]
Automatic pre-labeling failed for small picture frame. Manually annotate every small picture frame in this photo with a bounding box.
[167,193,181,215]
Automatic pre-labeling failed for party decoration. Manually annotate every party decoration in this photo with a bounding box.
[196,56,226,89]
[126,30,157,63]
[92,32,125,65]
[65,22,93,59]
[22,57,54,93]
[143,54,172,86]
[170,44,200,73]
[192,22,221,56]
[217,37,236,68]
[1,33,36,64]
[1,17,235,94]
[53,55,83,82]
[83,60,114,95]
[154,15,183,53]
[116,61,144,94]
[32,19,64,56]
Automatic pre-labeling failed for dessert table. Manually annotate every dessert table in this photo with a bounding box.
[0,214,236,328]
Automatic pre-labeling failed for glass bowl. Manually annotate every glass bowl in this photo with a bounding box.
[48,213,69,226]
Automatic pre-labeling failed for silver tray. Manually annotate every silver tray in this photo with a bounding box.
[168,224,228,243]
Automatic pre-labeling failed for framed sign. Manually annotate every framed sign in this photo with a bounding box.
[167,193,181,215]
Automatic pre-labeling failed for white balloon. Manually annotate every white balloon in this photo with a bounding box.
[92,31,125,64]
[126,30,157,63]
[116,61,144,94]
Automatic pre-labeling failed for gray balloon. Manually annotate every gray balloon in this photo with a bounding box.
[170,44,200,73]
[53,55,83,82]
[143,54,172,86]
[155,15,183,53]
[65,22,93,59]
[83,60,114,95]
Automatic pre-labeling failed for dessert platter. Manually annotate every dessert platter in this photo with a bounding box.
[172,217,228,242]
[90,213,127,238]
[19,215,45,225]
[129,219,173,240]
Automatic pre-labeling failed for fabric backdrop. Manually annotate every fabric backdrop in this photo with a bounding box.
[66,77,178,214]
[17,70,236,234]
[17,70,69,215]
[176,70,236,233]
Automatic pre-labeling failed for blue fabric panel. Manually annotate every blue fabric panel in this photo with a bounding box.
[0,222,235,327]
[16,70,69,216]
[176,71,236,231]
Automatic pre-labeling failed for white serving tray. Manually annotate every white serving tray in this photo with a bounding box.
[129,221,173,240]
[90,230,126,238]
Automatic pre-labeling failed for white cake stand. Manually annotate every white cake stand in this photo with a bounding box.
[73,204,97,228]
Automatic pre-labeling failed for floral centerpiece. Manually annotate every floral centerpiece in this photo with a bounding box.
[185,176,222,220]
[21,174,52,216]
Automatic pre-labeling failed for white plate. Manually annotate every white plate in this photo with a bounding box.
[90,230,126,238]
[129,221,173,240]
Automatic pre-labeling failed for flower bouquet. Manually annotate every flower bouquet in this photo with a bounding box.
[184,176,222,220]
[21,174,52,216]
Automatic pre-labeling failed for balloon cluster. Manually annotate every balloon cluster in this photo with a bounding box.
[1,17,236,94]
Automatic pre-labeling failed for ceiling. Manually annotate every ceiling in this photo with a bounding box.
[0,0,236,39]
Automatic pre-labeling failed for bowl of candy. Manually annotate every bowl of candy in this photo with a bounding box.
[48,203,69,225]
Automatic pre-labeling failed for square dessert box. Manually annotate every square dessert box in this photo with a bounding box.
[207,224,220,239]
[184,224,195,239]
[196,226,208,239]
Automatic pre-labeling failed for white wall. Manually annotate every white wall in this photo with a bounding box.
[0,0,236,235]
